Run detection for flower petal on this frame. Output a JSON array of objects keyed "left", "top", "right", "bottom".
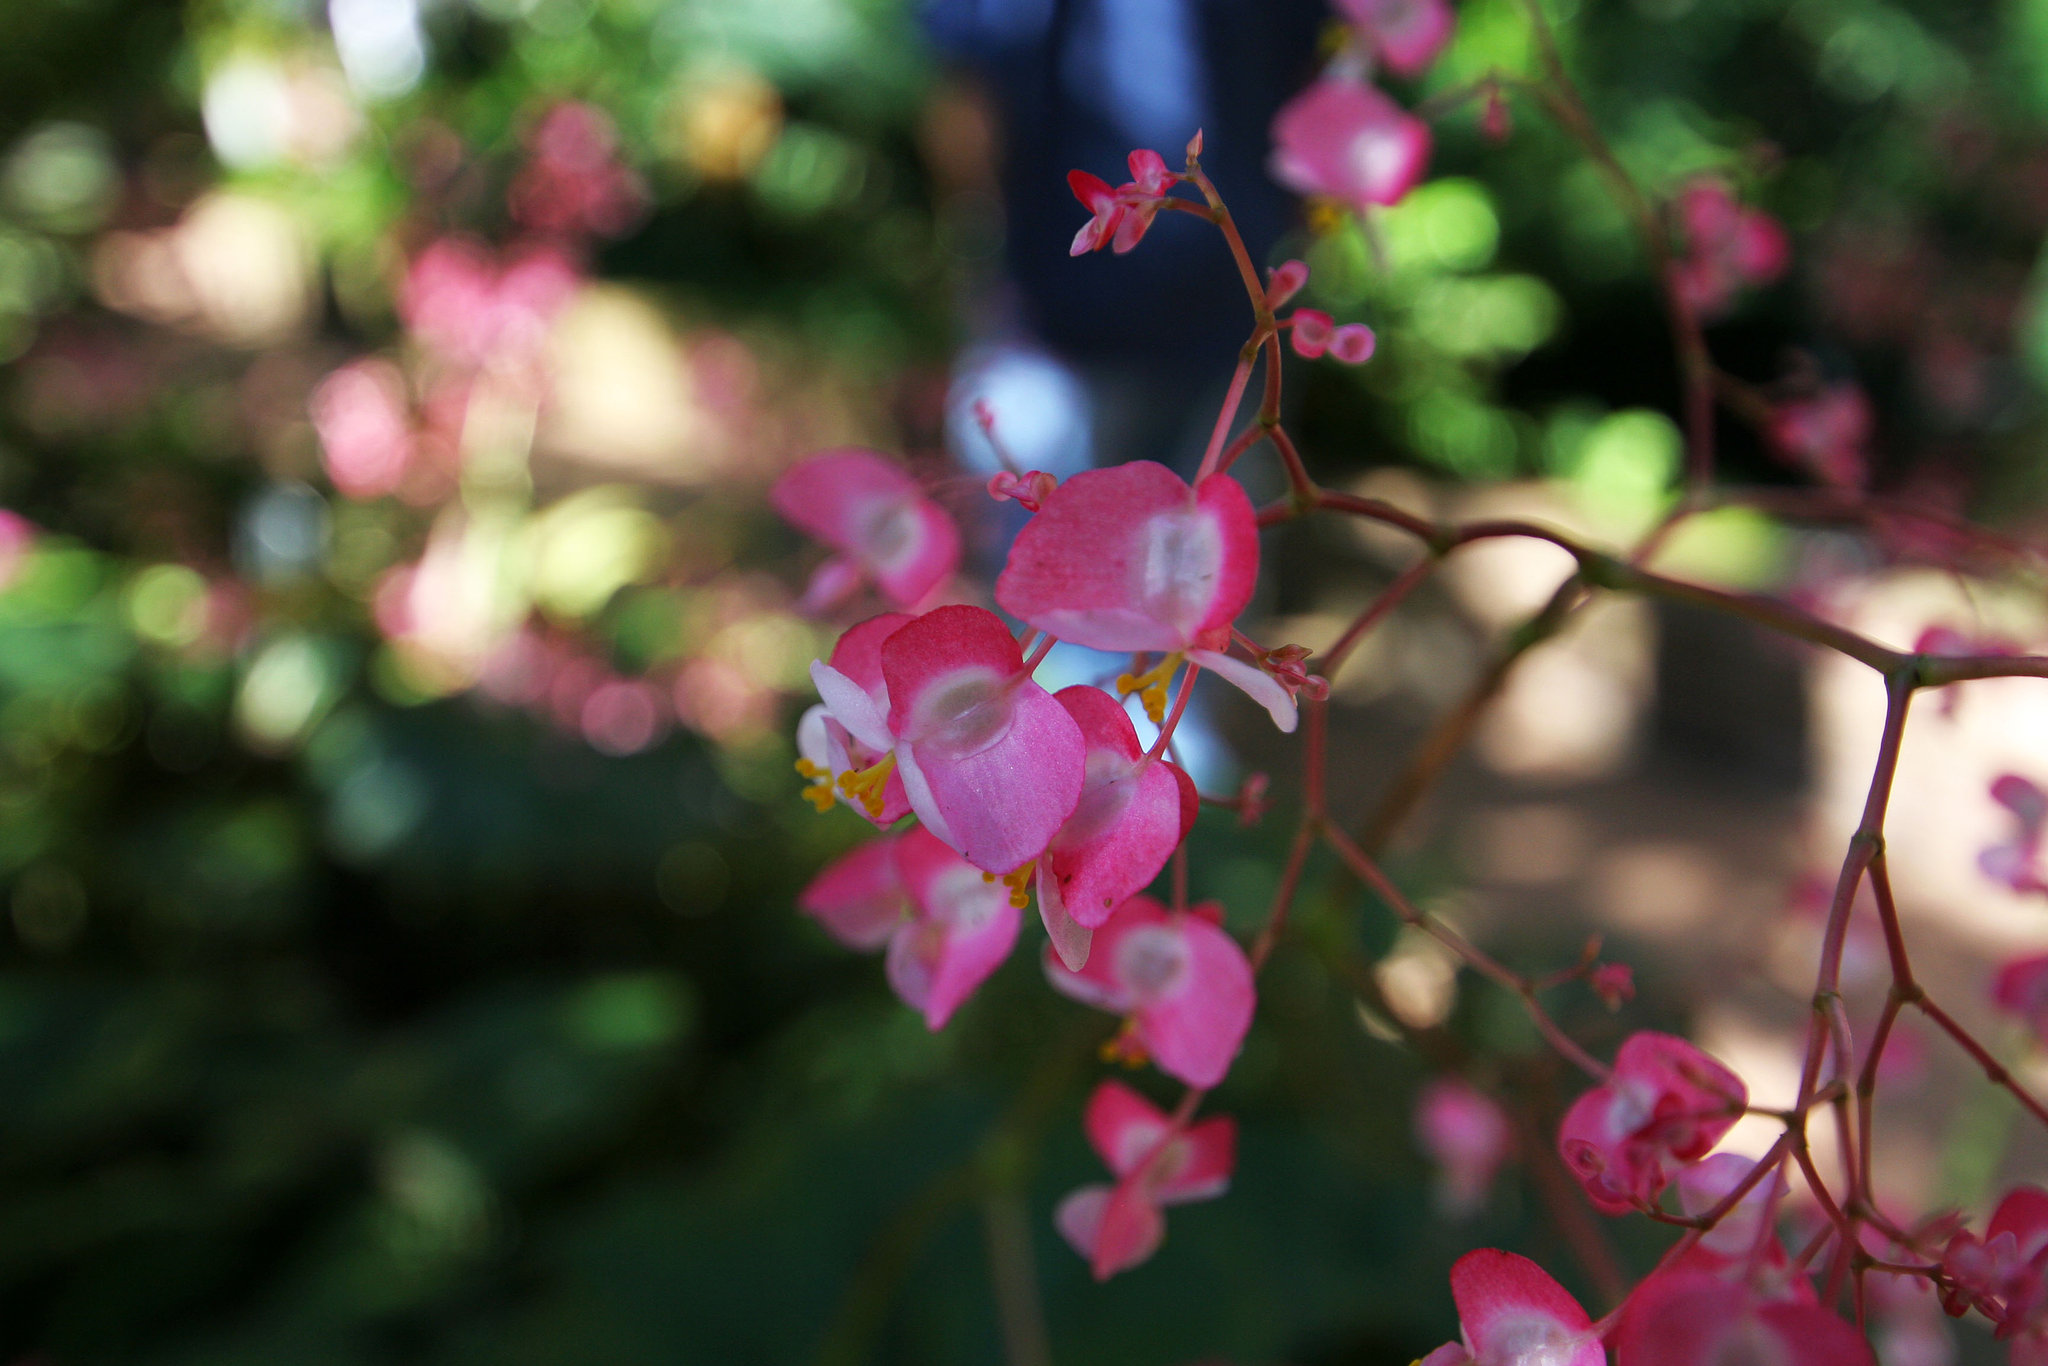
[
  {"left": 798, "top": 835, "right": 907, "bottom": 950},
  {"left": 810, "top": 659, "right": 893, "bottom": 753},
  {"left": 1084, "top": 1079, "right": 1173, "bottom": 1177},
  {"left": 1188, "top": 649, "right": 1298, "bottom": 733},
  {"left": 1451, "top": 1249, "right": 1602, "bottom": 1366}
]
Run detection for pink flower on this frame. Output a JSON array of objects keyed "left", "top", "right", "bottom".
[
  {"left": 1068, "top": 149, "right": 1177, "bottom": 256},
  {"left": 1557, "top": 1031, "right": 1746, "bottom": 1214},
  {"left": 1982, "top": 775, "right": 2048, "bottom": 895},
  {"left": 1674, "top": 1153, "right": 1802, "bottom": 1283},
  {"left": 1335, "top": 0, "right": 1455, "bottom": 78},
  {"left": 1414, "top": 1079, "right": 1512, "bottom": 1216},
  {"left": 1269, "top": 76, "right": 1431, "bottom": 213},
  {"left": 1591, "top": 962, "right": 1635, "bottom": 1010},
  {"left": 1669, "top": 178, "right": 1790, "bottom": 319},
  {"left": 509, "top": 101, "right": 649, "bottom": 241},
  {"left": 1044, "top": 894, "right": 1254, "bottom": 1088},
  {"left": 986, "top": 469, "right": 1058, "bottom": 513},
  {"left": 798, "top": 828, "right": 1021, "bottom": 1029},
  {"left": 796, "top": 611, "right": 915, "bottom": 825},
  {"left": 401, "top": 238, "right": 579, "bottom": 373},
  {"left": 1035, "top": 685, "right": 1198, "bottom": 971},
  {"left": 1614, "top": 1270, "right": 1874, "bottom": 1366},
  {"left": 810, "top": 604, "right": 1085, "bottom": 874},
  {"left": 772, "top": 448, "right": 962, "bottom": 612},
  {"left": 1416, "top": 1249, "right": 1603, "bottom": 1366},
  {"left": 1265, "top": 259, "right": 1309, "bottom": 309},
  {"left": 311, "top": 358, "right": 416, "bottom": 500},
  {"left": 1770, "top": 385, "right": 1872, "bottom": 490},
  {"left": 1943, "top": 1185, "right": 2048, "bottom": 1345},
  {"left": 1994, "top": 955, "right": 2048, "bottom": 1045},
  {"left": 0, "top": 509, "right": 36, "bottom": 590},
  {"left": 1054, "top": 1080, "right": 1235, "bottom": 1280},
  {"left": 1290, "top": 310, "right": 1377, "bottom": 364},
  {"left": 995, "top": 461, "right": 1297, "bottom": 731}
]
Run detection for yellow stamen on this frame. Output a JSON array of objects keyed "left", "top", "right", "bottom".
[
  {"left": 1116, "top": 653, "right": 1183, "bottom": 725},
  {"left": 1002, "top": 862, "right": 1036, "bottom": 910},
  {"left": 796, "top": 757, "right": 836, "bottom": 812},
  {"left": 835, "top": 752, "right": 897, "bottom": 818},
  {"left": 1097, "top": 1018, "right": 1149, "bottom": 1069}
]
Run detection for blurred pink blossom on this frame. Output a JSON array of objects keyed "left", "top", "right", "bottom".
[
  {"left": 311, "top": 358, "right": 415, "bottom": 500},
  {"left": 0, "top": 510, "right": 35, "bottom": 590},
  {"left": 509, "top": 102, "right": 650, "bottom": 242},
  {"left": 1413, "top": 1078, "right": 1511, "bottom": 1216},
  {"left": 1269, "top": 75, "right": 1431, "bottom": 213},
  {"left": 1055, "top": 1080, "right": 1235, "bottom": 1280},
  {"left": 1670, "top": 178, "right": 1789, "bottom": 319},
  {"left": 1769, "top": 384, "right": 1872, "bottom": 491},
  {"left": 1335, "top": 0, "right": 1455, "bottom": 78}
]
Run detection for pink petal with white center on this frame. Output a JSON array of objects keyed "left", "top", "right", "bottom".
[
  {"left": 798, "top": 835, "right": 907, "bottom": 950},
  {"left": 1150, "top": 1115, "right": 1236, "bottom": 1205},
  {"left": 1269, "top": 76, "right": 1432, "bottom": 213},
  {"left": 885, "top": 827, "right": 1020, "bottom": 1028},
  {"left": 1055, "top": 1182, "right": 1165, "bottom": 1280},
  {"left": 1614, "top": 1271, "right": 1874, "bottom": 1366},
  {"left": 1057, "top": 896, "right": 1256, "bottom": 1088},
  {"left": 1449, "top": 1249, "right": 1604, "bottom": 1366},
  {"left": 1084, "top": 1079, "right": 1174, "bottom": 1178},
  {"left": 771, "top": 449, "right": 960, "bottom": 608},
  {"left": 881, "top": 607, "right": 1084, "bottom": 872},
  {"left": 995, "top": 463, "right": 1259, "bottom": 654},
  {"left": 1187, "top": 649, "right": 1299, "bottom": 733},
  {"left": 1042, "top": 686, "right": 1194, "bottom": 930},
  {"left": 1989, "top": 1184, "right": 2048, "bottom": 1262}
]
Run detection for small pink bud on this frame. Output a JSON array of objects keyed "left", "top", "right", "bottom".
[
  {"left": 1185, "top": 128, "right": 1204, "bottom": 162},
  {"left": 1265, "top": 259, "right": 1309, "bottom": 309},
  {"left": 1329, "top": 323, "right": 1376, "bottom": 364},
  {"left": 972, "top": 397, "right": 997, "bottom": 435},
  {"left": 1291, "top": 309, "right": 1334, "bottom": 359},
  {"left": 987, "top": 470, "right": 1059, "bottom": 513},
  {"left": 1235, "top": 772, "right": 1270, "bottom": 828},
  {"left": 1481, "top": 88, "right": 1512, "bottom": 143},
  {"left": 1590, "top": 963, "right": 1634, "bottom": 1010}
]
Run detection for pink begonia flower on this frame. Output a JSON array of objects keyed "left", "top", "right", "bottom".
[
  {"left": 1413, "top": 1079, "right": 1512, "bottom": 1216},
  {"left": 1054, "top": 1079, "right": 1235, "bottom": 1280},
  {"left": 994, "top": 461, "right": 1298, "bottom": 731},
  {"left": 1669, "top": 178, "right": 1790, "bottom": 319},
  {"left": 1770, "top": 384, "right": 1872, "bottom": 491},
  {"left": 0, "top": 509, "right": 35, "bottom": 590},
  {"left": 1290, "top": 310, "right": 1377, "bottom": 364},
  {"left": 311, "top": 357, "right": 416, "bottom": 500},
  {"left": 1269, "top": 75, "right": 1431, "bottom": 213},
  {"left": 1942, "top": 1186, "right": 2048, "bottom": 1359},
  {"left": 1994, "top": 954, "right": 2048, "bottom": 1045},
  {"left": 1265, "top": 259, "right": 1309, "bottom": 309},
  {"left": 1613, "top": 1270, "right": 1874, "bottom": 1366},
  {"left": 799, "top": 827, "right": 1021, "bottom": 1029},
  {"left": 796, "top": 611, "right": 914, "bottom": 826},
  {"left": 1557, "top": 1031, "right": 1747, "bottom": 1214},
  {"left": 509, "top": 101, "right": 650, "bottom": 241},
  {"left": 1035, "top": 685, "right": 1198, "bottom": 971},
  {"left": 772, "top": 449, "right": 962, "bottom": 612},
  {"left": 1335, "top": 0, "right": 1455, "bottom": 78},
  {"left": 401, "top": 238, "right": 579, "bottom": 373},
  {"left": 811, "top": 604, "right": 1084, "bottom": 875},
  {"left": 1416, "top": 1249, "right": 1604, "bottom": 1366},
  {"left": 1068, "top": 149, "right": 1177, "bottom": 256},
  {"left": 1043, "top": 895, "right": 1254, "bottom": 1088},
  {"left": 1982, "top": 775, "right": 2048, "bottom": 895},
  {"left": 987, "top": 469, "right": 1059, "bottom": 513},
  {"left": 1672, "top": 1152, "right": 1814, "bottom": 1303}
]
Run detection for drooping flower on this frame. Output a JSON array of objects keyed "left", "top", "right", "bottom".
[
  {"left": 797, "top": 827, "right": 1021, "bottom": 1029},
  {"left": 1335, "top": 0, "right": 1455, "bottom": 78},
  {"left": 1035, "top": 685, "right": 1198, "bottom": 970},
  {"left": 795, "top": 611, "right": 914, "bottom": 825},
  {"left": 1269, "top": 75, "right": 1431, "bottom": 214},
  {"left": 1981, "top": 775, "right": 2048, "bottom": 895},
  {"left": 1413, "top": 1079, "right": 1512, "bottom": 1217},
  {"left": 1770, "top": 385, "right": 1872, "bottom": 491},
  {"left": 809, "top": 604, "right": 1084, "bottom": 874},
  {"left": 1613, "top": 1269, "right": 1875, "bottom": 1366},
  {"left": 1043, "top": 894, "right": 1254, "bottom": 1088},
  {"left": 1068, "top": 149, "right": 1177, "bottom": 256},
  {"left": 1054, "top": 1079, "right": 1235, "bottom": 1280},
  {"left": 1416, "top": 1249, "right": 1604, "bottom": 1366},
  {"left": 1557, "top": 1031, "right": 1747, "bottom": 1214},
  {"left": 1669, "top": 178, "right": 1790, "bottom": 320},
  {"left": 772, "top": 448, "right": 961, "bottom": 612},
  {"left": 994, "top": 461, "right": 1297, "bottom": 730}
]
